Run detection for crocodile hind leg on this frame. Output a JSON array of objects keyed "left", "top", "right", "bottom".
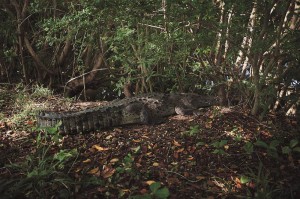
[
  {"left": 140, "top": 106, "right": 165, "bottom": 124},
  {"left": 175, "top": 106, "right": 203, "bottom": 116}
]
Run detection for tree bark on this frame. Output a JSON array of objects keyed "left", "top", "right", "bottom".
[
  {"left": 66, "top": 52, "right": 104, "bottom": 89},
  {"left": 11, "top": 0, "right": 29, "bottom": 83},
  {"left": 24, "top": 36, "right": 57, "bottom": 75}
]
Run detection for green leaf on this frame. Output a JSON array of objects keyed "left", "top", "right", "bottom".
[
  {"left": 218, "top": 149, "right": 226, "bottom": 154},
  {"left": 196, "top": 141, "right": 205, "bottom": 146},
  {"left": 211, "top": 140, "right": 227, "bottom": 148},
  {"left": 211, "top": 141, "right": 220, "bottom": 148},
  {"left": 240, "top": 175, "right": 251, "bottom": 184},
  {"left": 234, "top": 134, "right": 242, "bottom": 142},
  {"left": 290, "top": 139, "right": 299, "bottom": 148},
  {"left": 131, "top": 146, "right": 141, "bottom": 154},
  {"left": 243, "top": 142, "right": 254, "bottom": 154},
  {"left": 54, "top": 149, "right": 77, "bottom": 162},
  {"left": 150, "top": 182, "right": 161, "bottom": 193},
  {"left": 254, "top": 140, "right": 268, "bottom": 149},
  {"left": 219, "top": 140, "right": 228, "bottom": 147},
  {"left": 282, "top": 146, "right": 291, "bottom": 154},
  {"left": 154, "top": 187, "right": 170, "bottom": 199},
  {"left": 212, "top": 149, "right": 220, "bottom": 154},
  {"left": 292, "top": 147, "right": 300, "bottom": 153}
]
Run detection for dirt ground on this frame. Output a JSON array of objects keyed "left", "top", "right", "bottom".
[{"left": 1, "top": 96, "right": 300, "bottom": 198}]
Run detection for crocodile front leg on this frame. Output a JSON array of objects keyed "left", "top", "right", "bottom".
[{"left": 123, "top": 102, "right": 164, "bottom": 124}]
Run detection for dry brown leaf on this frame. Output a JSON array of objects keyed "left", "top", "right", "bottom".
[
  {"left": 140, "top": 188, "right": 148, "bottom": 194},
  {"left": 188, "top": 146, "right": 196, "bottom": 153},
  {"left": 121, "top": 189, "right": 130, "bottom": 194},
  {"left": 176, "top": 148, "right": 185, "bottom": 153},
  {"left": 110, "top": 158, "right": 119, "bottom": 163},
  {"left": 105, "top": 135, "right": 113, "bottom": 139},
  {"left": 145, "top": 180, "right": 156, "bottom": 185},
  {"left": 82, "top": 158, "right": 91, "bottom": 163},
  {"left": 75, "top": 167, "right": 82, "bottom": 173},
  {"left": 26, "top": 120, "right": 35, "bottom": 125},
  {"left": 183, "top": 172, "right": 189, "bottom": 177},
  {"left": 187, "top": 156, "right": 194, "bottom": 161},
  {"left": 196, "top": 176, "right": 206, "bottom": 180},
  {"left": 205, "top": 121, "right": 212, "bottom": 128},
  {"left": 93, "top": 144, "right": 109, "bottom": 151},
  {"left": 136, "top": 162, "right": 142, "bottom": 167},
  {"left": 173, "top": 139, "right": 181, "bottom": 146},
  {"left": 88, "top": 167, "right": 100, "bottom": 176},
  {"left": 173, "top": 152, "right": 179, "bottom": 159},
  {"left": 114, "top": 128, "right": 122, "bottom": 132},
  {"left": 152, "top": 162, "right": 159, "bottom": 167},
  {"left": 102, "top": 166, "right": 115, "bottom": 178}
]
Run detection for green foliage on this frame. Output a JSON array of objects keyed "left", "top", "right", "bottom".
[
  {"left": 240, "top": 175, "right": 251, "bottom": 184},
  {"left": 210, "top": 140, "right": 228, "bottom": 155},
  {"left": 1, "top": 126, "right": 78, "bottom": 198},
  {"left": 244, "top": 162, "right": 280, "bottom": 199},
  {"left": 2, "top": 84, "right": 53, "bottom": 127},
  {"left": 243, "top": 142, "right": 254, "bottom": 154},
  {"left": 182, "top": 125, "right": 200, "bottom": 137},
  {"left": 37, "top": 121, "right": 63, "bottom": 144},
  {"left": 116, "top": 153, "right": 135, "bottom": 174},
  {"left": 1, "top": 0, "right": 299, "bottom": 111},
  {"left": 10, "top": 84, "right": 36, "bottom": 125},
  {"left": 282, "top": 139, "right": 300, "bottom": 155},
  {"left": 31, "top": 85, "right": 53, "bottom": 98},
  {"left": 114, "top": 153, "right": 143, "bottom": 186},
  {"left": 254, "top": 139, "right": 280, "bottom": 158}
]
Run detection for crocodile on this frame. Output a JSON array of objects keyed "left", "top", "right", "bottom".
[{"left": 37, "top": 93, "right": 218, "bottom": 133}]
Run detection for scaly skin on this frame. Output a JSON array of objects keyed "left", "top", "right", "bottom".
[{"left": 37, "top": 93, "right": 217, "bottom": 133}]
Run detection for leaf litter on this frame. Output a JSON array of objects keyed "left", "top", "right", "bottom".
[{"left": 1, "top": 101, "right": 300, "bottom": 198}]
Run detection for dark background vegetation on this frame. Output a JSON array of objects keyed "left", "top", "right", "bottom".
[{"left": 0, "top": 0, "right": 299, "bottom": 117}]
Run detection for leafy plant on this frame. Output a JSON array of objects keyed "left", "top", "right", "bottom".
[
  {"left": 31, "top": 85, "right": 53, "bottom": 98},
  {"left": 114, "top": 153, "right": 143, "bottom": 188},
  {"left": 116, "top": 153, "right": 135, "bottom": 174},
  {"left": 254, "top": 139, "right": 280, "bottom": 158},
  {"left": 243, "top": 142, "right": 254, "bottom": 154},
  {"left": 281, "top": 139, "right": 300, "bottom": 155},
  {"left": 244, "top": 162, "right": 280, "bottom": 199},
  {"left": 0, "top": 124, "right": 78, "bottom": 198},
  {"left": 210, "top": 140, "right": 228, "bottom": 155},
  {"left": 182, "top": 125, "right": 200, "bottom": 137},
  {"left": 37, "top": 121, "right": 63, "bottom": 144}
]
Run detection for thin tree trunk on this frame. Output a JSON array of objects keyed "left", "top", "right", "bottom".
[
  {"left": 214, "top": 1, "right": 225, "bottom": 66},
  {"left": 235, "top": 1, "right": 257, "bottom": 79},
  {"left": 11, "top": 0, "right": 29, "bottom": 83}
]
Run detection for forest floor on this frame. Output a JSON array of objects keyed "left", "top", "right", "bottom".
[{"left": 0, "top": 86, "right": 300, "bottom": 199}]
